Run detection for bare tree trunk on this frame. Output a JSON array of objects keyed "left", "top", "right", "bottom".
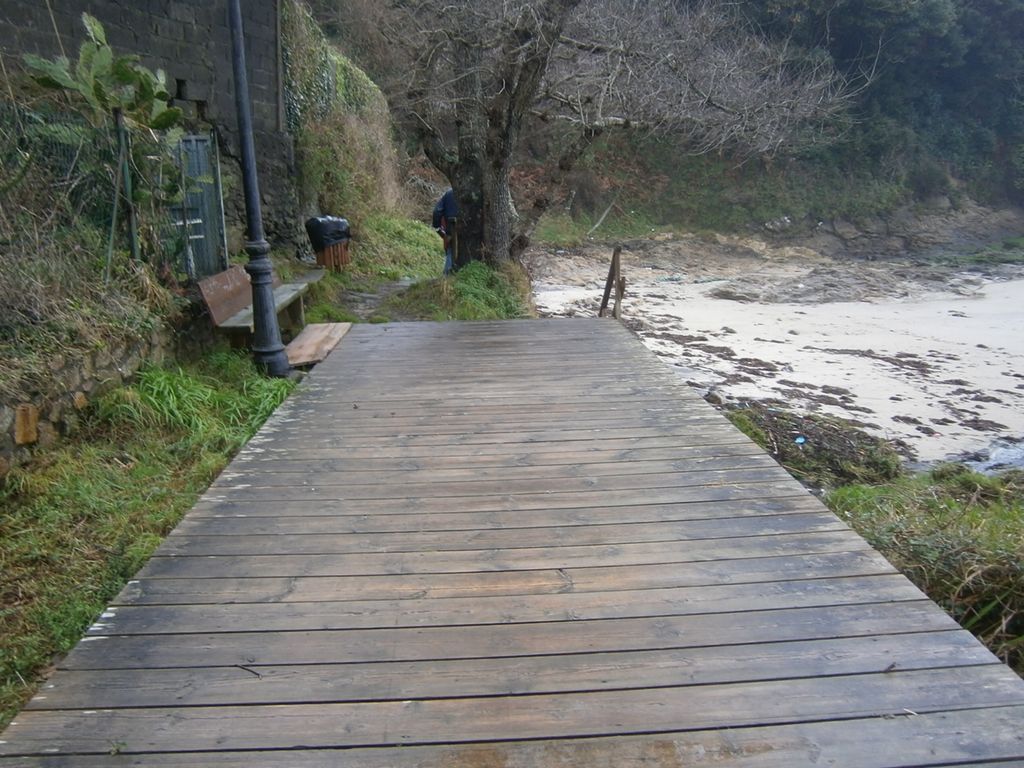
[
  {"left": 450, "top": 158, "right": 517, "bottom": 267},
  {"left": 485, "top": 165, "right": 516, "bottom": 264}
]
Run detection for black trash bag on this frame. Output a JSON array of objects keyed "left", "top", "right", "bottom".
[{"left": 305, "top": 216, "right": 351, "bottom": 252}]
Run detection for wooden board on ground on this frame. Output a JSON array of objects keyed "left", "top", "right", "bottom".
[
  {"left": 285, "top": 322, "right": 352, "bottom": 366},
  {"left": 2, "top": 318, "right": 1023, "bottom": 765}
]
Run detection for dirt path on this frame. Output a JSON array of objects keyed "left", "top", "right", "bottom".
[
  {"left": 526, "top": 234, "right": 1024, "bottom": 465},
  {"left": 336, "top": 277, "right": 416, "bottom": 321}
]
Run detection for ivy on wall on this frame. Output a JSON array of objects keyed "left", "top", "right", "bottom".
[
  {"left": 279, "top": 0, "right": 400, "bottom": 220},
  {"left": 280, "top": 0, "right": 386, "bottom": 133}
]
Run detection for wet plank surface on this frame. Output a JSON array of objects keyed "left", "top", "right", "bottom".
[{"left": 2, "top": 319, "right": 1023, "bottom": 766}]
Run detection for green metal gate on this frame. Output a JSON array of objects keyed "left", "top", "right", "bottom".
[{"left": 174, "top": 134, "right": 228, "bottom": 280}]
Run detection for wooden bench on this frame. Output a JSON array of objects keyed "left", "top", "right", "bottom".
[{"left": 198, "top": 264, "right": 312, "bottom": 342}]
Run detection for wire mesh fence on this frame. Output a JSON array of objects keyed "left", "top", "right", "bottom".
[
  {"left": 0, "top": 101, "right": 119, "bottom": 232},
  {"left": 1, "top": 102, "right": 227, "bottom": 282}
]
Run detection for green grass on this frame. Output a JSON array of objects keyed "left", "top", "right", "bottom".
[
  {"left": 352, "top": 214, "right": 443, "bottom": 282},
  {"left": 305, "top": 272, "right": 363, "bottom": 324},
  {"left": 0, "top": 350, "right": 295, "bottom": 728},
  {"left": 385, "top": 261, "right": 533, "bottom": 321},
  {"left": 829, "top": 465, "right": 1024, "bottom": 672},
  {"left": 725, "top": 402, "right": 1023, "bottom": 673},
  {"left": 533, "top": 210, "right": 667, "bottom": 248}
]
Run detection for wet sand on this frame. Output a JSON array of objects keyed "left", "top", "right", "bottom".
[{"left": 527, "top": 237, "right": 1024, "bottom": 464}]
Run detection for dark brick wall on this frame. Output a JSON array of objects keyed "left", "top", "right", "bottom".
[{"left": 0, "top": 0, "right": 302, "bottom": 251}]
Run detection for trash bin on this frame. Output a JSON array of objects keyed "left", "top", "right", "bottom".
[{"left": 305, "top": 216, "right": 351, "bottom": 271}]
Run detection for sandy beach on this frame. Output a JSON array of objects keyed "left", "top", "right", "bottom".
[{"left": 527, "top": 235, "right": 1024, "bottom": 466}]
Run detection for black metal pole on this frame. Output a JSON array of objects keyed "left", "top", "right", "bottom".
[{"left": 228, "top": 0, "right": 290, "bottom": 377}]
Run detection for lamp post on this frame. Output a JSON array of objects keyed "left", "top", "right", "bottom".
[{"left": 228, "top": 0, "right": 290, "bottom": 377}]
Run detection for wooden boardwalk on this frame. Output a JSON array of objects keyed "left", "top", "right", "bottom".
[{"left": 2, "top": 319, "right": 1024, "bottom": 766}]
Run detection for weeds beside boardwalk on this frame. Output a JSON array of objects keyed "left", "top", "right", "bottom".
[
  {"left": 728, "top": 404, "right": 1024, "bottom": 675},
  {"left": 832, "top": 467, "right": 1024, "bottom": 673},
  {"left": 385, "top": 262, "right": 534, "bottom": 321},
  {"left": 0, "top": 351, "right": 294, "bottom": 728}
]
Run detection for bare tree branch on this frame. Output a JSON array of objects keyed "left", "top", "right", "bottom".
[{"left": 366, "top": 0, "right": 855, "bottom": 264}]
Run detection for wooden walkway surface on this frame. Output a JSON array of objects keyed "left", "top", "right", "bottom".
[{"left": 2, "top": 319, "right": 1024, "bottom": 765}]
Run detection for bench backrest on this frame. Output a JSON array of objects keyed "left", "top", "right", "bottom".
[
  {"left": 198, "top": 265, "right": 252, "bottom": 326},
  {"left": 198, "top": 264, "right": 284, "bottom": 326}
]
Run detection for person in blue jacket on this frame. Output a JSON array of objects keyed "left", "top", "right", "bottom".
[{"left": 432, "top": 188, "right": 458, "bottom": 275}]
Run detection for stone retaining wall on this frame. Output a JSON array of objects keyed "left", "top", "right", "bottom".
[{"left": 0, "top": 323, "right": 217, "bottom": 478}]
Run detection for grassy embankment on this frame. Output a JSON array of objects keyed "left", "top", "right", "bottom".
[
  {"left": 0, "top": 353, "right": 294, "bottom": 727},
  {"left": 728, "top": 405, "right": 1024, "bottom": 675},
  {"left": 281, "top": 0, "right": 530, "bottom": 323}
]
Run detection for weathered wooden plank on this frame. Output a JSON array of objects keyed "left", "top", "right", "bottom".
[
  {"left": 87, "top": 574, "right": 922, "bottom": 635},
  {"left": 206, "top": 466, "right": 785, "bottom": 502},
  {"left": 211, "top": 455, "right": 782, "bottom": 490},
  {"left": 221, "top": 283, "right": 308, "bottom": 331},
  {"left": 249, "top": 423, "right": 749, "bottom": 449},
  {"left": 224, "top": 445, "right": 770, "bottom": 476},
  {"left": 9, "top": 706, "right": 1023, "bottom": 767},
  {"left": 57, "top": 600, "right": 964, "bottom": 671},
  {"left": 156, "top": 512, "right": 847, "bottom": 557},
  {"left": 4, "top": 666, "right": 1023, "bottom": 755},
  {"left": 28, "top": 631, "right": 992, "bottom": 710},
  {"left": 114, "top": 550, "right": 898, "bottom": 605},
  {"left": 174, "top": 496, "right": 827, "bottom": 536},
  {"left": 280, "top": 397, "right": 691, "bottom": 418},
  {"left": 191, "top": 480, "right": 810, "bottom": 516},
  {"left": 138, "top": 529, "right": 871, "bottom": 579},
  {"left": 196, "top": 264, "right": 251, "bottom": 326},
  {"left": 234, "top": 433, "right": 760, "bottom": 461},
  {"left": 260, "top": 411, "right": 724, "bottom": 436},
  {"left": 284, "top": 322, "right": 351, "bottom": 366},
  {"left": 274, "top": 397, "right": 701, "bottom": 420}
]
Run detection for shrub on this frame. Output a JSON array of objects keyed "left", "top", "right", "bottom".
[
  {"left": 830, "top": 466, "right": 1024, "bottom": 672},
  {"left": 907, "top": 158, "right": 951, "bottom": 199},
  {"left": 386, "top": 261, "right": 533, "bottom": 321}
]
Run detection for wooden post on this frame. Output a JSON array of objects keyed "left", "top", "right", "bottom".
[
  {"left": 598, "top": 246, "right": 622, "bottom": 318},
  {"left": 614, "top": 270, "right": 625, "bottom": 320},
  {"left": 451, "top": 219, "right": 459, "bottom": 269}
]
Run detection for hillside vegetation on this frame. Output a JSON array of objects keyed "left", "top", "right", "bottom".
[{"left": 539, "top": 0, "right": 1024, "bottom": 237}]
